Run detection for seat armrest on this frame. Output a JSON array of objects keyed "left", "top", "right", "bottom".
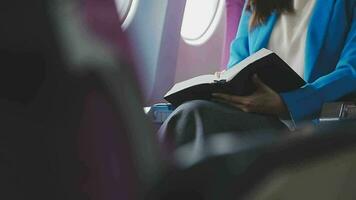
[
  {"left": 145, "top": 103, "right": 174, "bottom": 124},
  {"left": 319, "top": 92, "right": 356, "bottom": 124},
  {"left": 320, "top": 102, "right": 356, "bottom": 122}
]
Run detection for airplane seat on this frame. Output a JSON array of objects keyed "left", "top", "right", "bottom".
[
  {"left": 319, "top": 92, "right": 356, "bottom": 124},
  {"left": 0, "top": 1, "right": 66, "bottom": 199},
  {"left": 1, "top": 0, "right": 165, "bottom": 199},
  {"left": 47, "top": 0, "right": 168, "bottom": 199},
  {"left": 149, "top": 121, "right": 356, "bottom": 200},
  {"left": 235, "top": 121, "right": 356, "bottom": 200}
]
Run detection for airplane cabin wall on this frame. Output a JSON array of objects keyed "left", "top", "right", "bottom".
[
  {"left": 121, "top": 0, "right": 228, "bottom": 105},
  {"left": 175, "top": 7, "right": 226, "bottom": 82},
  {"left": 123, "top": 0, "right": 186, "bottom": 105}
]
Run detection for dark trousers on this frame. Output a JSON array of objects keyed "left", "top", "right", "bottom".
[{"left": 158, "top": 100, "right": 288, "bottom": 150}]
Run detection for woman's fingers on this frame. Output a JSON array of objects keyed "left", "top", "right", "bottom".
[
  {"left": 212, "top": 93, "right": 248, "bottom": 104},
  {"left": 252, "top": 74, "right": 270, "bottom": 91},
  {"left": 211, "top": 75, "right": 287, "bottom": 116},
  {"left": 212, "top": 98, "right": 251, "bottom": 112},
  {"left": 212, "top": 93, "right": 257, "bottom": 112}
]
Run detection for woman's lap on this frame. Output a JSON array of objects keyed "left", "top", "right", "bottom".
[{"left": 158, "top": 100, "right": 287, "bottom": 148}]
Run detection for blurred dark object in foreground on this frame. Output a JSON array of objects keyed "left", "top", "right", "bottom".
[
  {"left": 150, "top": 121, "right": 356, "bottom": 200},
  {"left": 0, "top": 0, "right": 161, "bottom": 199},
  {"left": 0, "top": 1, "right": 48, "bottom": 105}
]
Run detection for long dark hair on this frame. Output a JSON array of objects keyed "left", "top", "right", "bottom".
[{"left": 247, "top": 0, "right": 294, "bottom": 28}]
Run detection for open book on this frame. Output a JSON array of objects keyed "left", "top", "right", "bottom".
[{"left": 164, "top": 48, "right": 306, "bottom": 107}]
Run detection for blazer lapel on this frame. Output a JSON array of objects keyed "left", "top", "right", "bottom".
[
  {"left": 250, "top": 12, "right": 278, "bottom": 53},
  {"left": 305, "top": 0, "right": 336, "bottom": 81}
]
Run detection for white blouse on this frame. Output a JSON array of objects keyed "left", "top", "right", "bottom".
[
  {"left": 268, "top": 0, "right": 316, "bottom": 130},
  {"left": 268, "top": 0, "right": 316, "bottom": 80}
]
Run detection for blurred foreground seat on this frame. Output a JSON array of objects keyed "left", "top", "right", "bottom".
[
  {"left": 150, "top": 121, "right": 356, "bottom": 200},
  {"left": 1, "top": 0, "right": 163, "bottom": 199}
]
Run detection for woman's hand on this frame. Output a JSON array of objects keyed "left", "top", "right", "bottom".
[{"left": 212, "top": 74, "right": 289, "bottom": 117}]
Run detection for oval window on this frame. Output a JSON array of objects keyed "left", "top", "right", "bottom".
[
  {"left": 115, "top": 0, "right": 138, "bottom": 29},
  {"left": 181, "top": 0, "right": 225, "bottom": 45}
]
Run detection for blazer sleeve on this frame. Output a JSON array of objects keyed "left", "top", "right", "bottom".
[
  {"left": 227, "top": 1, "right": 251, "bottom": 68},
  {"left": 280, "top": 5, "right": 356, "bottom": 123}
]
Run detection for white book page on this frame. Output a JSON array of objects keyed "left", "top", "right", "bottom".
[
  {"left": 165, "top": 74, "right": 215, "bottom": 97},
  {"left": 220, "top": 48, "right": 273, "bottom": 81}
]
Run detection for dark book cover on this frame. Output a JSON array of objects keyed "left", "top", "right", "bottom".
[{"left": 164, "top": 49, "right": 306, "bottom": 107}]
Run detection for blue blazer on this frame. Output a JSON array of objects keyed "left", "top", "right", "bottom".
[{"left": 228, "top": 0, "right": 356, "bottom": 123}]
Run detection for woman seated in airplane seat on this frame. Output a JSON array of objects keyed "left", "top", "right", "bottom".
[{"left": 158, "top": 0, "right": 356, "bottom": 149}]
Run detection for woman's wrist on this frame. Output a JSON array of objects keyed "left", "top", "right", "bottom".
[{"left": 275, "top": 94, "right": 290, "bottom": 119}]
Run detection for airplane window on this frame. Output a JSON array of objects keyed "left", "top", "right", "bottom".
[
  {"left": 181, "top": 0, "right": 225, "bottom": 45},
  {"left": 115, "top": 0, "right": 138, "bottom": 29}
]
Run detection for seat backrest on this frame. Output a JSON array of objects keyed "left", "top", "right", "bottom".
[
  {"left": 244, "top": 146, "right": 356, "bottom": 200},
  {"left": 236, "top": 122, "right": 356, "bottom": 200},
  {"left": 53, "top": 0, "right": 168, "bottom": 198},
  {"left": 0, "top": 0, "right": 164, "bottom": 199},
  {"left": 149, "top": 122, "right": 356, "bottom": 200}
]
